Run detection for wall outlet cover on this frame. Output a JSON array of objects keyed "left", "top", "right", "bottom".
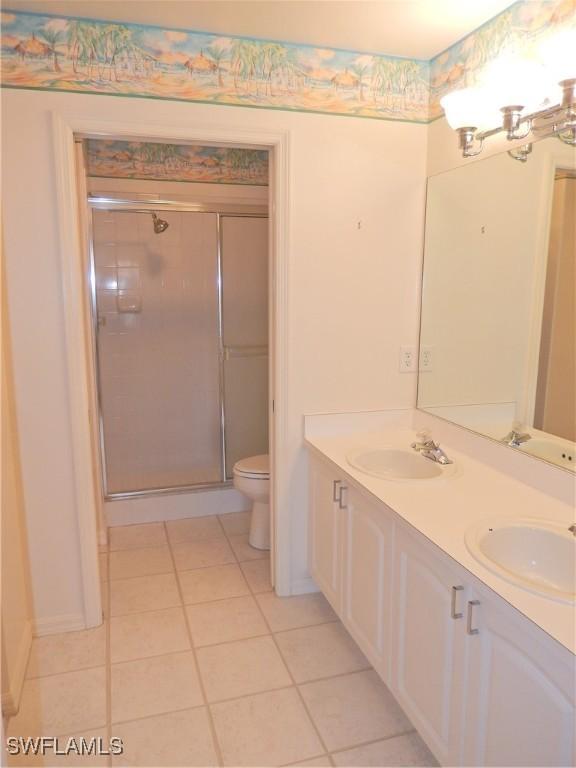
[{"left": 399, "top": 346, "right": 417, "bottom": 372}]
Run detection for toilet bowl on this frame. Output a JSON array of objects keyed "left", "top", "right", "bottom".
[{"left": 232, "top": 454, "right": 270, "bottom": 550}]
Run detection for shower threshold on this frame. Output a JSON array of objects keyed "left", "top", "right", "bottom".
[{"left": 105, "top": 479, "right": 234, "bottom": 502}]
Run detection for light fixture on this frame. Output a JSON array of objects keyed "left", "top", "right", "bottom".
[{"left": 441, "top": 34, "right": 576, "bottom": 160}]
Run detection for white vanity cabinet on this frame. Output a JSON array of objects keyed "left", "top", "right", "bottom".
[
  {"left": 391, "top": 525, "right": 467, "bottom": 766},
  {"left": 342, "top": 485, "right": 394, "bottom": 683},
  {"left": 307, "top": 449, "right": 576, "bottom": 768},
  {"left": 391, "top": 525, "right": 576, "bottom": 768},
  {"left": 308, "top": 455, "right": 345, "bottom": 612},
  {"left": 461, "top": 583, "right": 576, "bottom": 767}
]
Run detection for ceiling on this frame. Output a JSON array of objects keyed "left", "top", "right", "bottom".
[{"left": 6, "top": 0, "right": 516, "bottom": 60}]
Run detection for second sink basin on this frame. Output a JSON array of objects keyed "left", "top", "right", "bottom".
[
  {"left": 347, "top": 447, "right": 455, "bottom": 481},
  {"left": 466, "top": 518, "right": 576, "bottom": 603}
]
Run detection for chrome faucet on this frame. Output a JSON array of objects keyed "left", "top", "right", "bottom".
[
  {"left": 501, "top": 422, "right": 531, "bottom": 447},
  {"left": 411, "top": 430, "right": 453, "bottom": 465}
]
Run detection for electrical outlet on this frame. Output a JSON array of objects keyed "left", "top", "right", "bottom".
[
  {"left": 420, "top": 346, "right": 433, "bottom": 371},
  {"left": 399, "top": 346, "right": 417, "bottom": 372}
]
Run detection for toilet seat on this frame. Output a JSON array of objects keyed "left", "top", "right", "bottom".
[{"left": 233, "top": 454, "right": 269, "bottom": 479}]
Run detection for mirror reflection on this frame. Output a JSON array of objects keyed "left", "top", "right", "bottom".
[{"left": 418, "top": 136, "right": 575, "bottom": 471}]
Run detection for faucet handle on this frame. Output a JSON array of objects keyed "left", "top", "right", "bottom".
[{"left": 416, "top": 429, "right": 431, "bottom": 442}]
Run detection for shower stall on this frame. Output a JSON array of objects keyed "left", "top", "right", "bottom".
[{"left": 89, "top": 199, "right": 269, "bottom": 498}]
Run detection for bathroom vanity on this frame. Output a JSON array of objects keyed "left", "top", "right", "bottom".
[
  {"left": 304, "top": 129, "right": 575, "bottom": 767},
  {"left": 305, "top": 414, "right": 575, "bottom": 768}
]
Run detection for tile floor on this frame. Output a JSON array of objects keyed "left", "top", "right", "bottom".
[{"left": 7, "top": 512, "right": 437, "bottom": 767}]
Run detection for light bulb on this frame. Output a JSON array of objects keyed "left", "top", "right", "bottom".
[
  {"left": 440, "top": 87, "right": 501, "bottom": 131},
  {"left": 482, "top": 53, "right": 550, "bottom": 112}
]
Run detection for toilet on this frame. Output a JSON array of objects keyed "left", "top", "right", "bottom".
[{"left": 232, "top": 454, "right": 270, "bottom": 550}]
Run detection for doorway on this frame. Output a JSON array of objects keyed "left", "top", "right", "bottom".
[{"left": 52, "top": 112, "right": 290, "bottom": 627}]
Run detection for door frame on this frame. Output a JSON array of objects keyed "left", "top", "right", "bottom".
[
  {"left": 520, "top": 146, "right": 574, "bottom": 428},
  {"left": 52, "top": 111, "right": 291, "bottom": 626}
]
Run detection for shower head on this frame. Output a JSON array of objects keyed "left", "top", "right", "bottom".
[{"left": 151, "top": 212, "right": 169, "bottom": 234}]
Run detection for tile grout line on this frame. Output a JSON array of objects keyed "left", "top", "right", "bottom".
[
  {"left": 327, "top": 727, "right": 418, "bottom": 758},
  {"left": 218, "top": 517, "right": 334, "bottom": 765},
  {"left": 163, "top": 521, "right": 225, "bottom": 768},
  {"left": 254, "top": 609, "right": 334, "bottom": 762}
]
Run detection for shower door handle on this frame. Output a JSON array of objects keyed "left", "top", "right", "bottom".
[{"left": 97, "top": 315, "right": 107, "bottom": 329}]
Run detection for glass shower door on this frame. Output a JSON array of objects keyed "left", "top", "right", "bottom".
[
  {"left": 221, "top": 215, "right": 269, "bottom": 477},
  {"left": 92, "top": 208, "right": 222, "bottom": 495}
]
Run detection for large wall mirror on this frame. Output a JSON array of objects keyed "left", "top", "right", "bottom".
[{"left": 418, "top": 136, "right": 575, "bottom": 472}]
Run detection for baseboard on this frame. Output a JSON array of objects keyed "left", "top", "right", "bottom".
[
  {"left": 105, "top": 487, "right": 249, "bottom": 527},
  {"left": 1, "top": 620, "right": 32, "bottom": 717},
  {"left": 32, "top": 613, "right": 86, "bottom": 637},
  {"left": 289, "top": 576, "right": 320, "bottom": 595}
]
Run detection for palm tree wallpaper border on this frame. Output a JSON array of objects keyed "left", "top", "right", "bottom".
[
  {"left": 0, "top": 2, "right": 573, "bottom": 123},
  {"left": 86, "top": 140, "right": 269, "bottom": 185}
]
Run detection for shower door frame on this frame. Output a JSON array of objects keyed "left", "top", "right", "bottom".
[
  {"left": 52, "top": 110, "right": 291, "bottom": 631},
  {"left": 88, "top": 197, "right": 268, "bottom": 500}
]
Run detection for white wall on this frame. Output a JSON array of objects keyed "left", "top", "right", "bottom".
[{"left": 2, "top": 88, "right": 427, "bottom": 624}]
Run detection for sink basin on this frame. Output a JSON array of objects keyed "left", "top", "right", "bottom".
[
  {"left": 466, "top": 518, "right": 576, "bottom": 603},
  {"left": 347, "top": 447, "right": 455, "bottom": 481},
  {"left": 518, "top": 439, "right": 576, "bottom": 472}
]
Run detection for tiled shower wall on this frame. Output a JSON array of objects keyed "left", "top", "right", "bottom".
[{"left": 92, "top": 209, "right": 268, "bottom": 495}]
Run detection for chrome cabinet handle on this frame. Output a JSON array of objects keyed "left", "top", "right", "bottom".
[
  {"left": 337, "top": 486, "right": 347, "bottom": 509},
  {"left": 451, "top": 586, "right": 464, "bottom": 619},
  {"left": 332, "top": 480, "right": 342, "bottom": 503},
  {"left": 467, "top": 600, "right": 480, "bottom": 635}
]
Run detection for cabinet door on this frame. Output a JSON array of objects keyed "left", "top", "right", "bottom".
[
  {"left": 391, "top": 525, "right": 466, "bottom": 766},
  {"left": 309, "top": 457, "right": 342, "bottom": 611},
  {"left": 462, "top": 592, "right": 576, "bottom": 767},
  {"left": 342, "top": 486, "right": 394, "bottom": 682}
]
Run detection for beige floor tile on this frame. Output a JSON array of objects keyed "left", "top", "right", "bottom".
[
  {"left": 166, "top": 515, "right": 224, "bottom": 544},
  {"left": 111, "top": 650, "right": 203, "bottom": 723},
  {"left": 186, "top": 595, "right": 268, "bottom": 647},
  {"left": 218, "top": 510, "right": 250, "bottom": 535},
  {"left": 289, "top": 758, "right": 333, "bottom": 767},
  {"left": 172, "top": 537, "right": 235, "bottom": 571},
  {"left": 256, "top": 592, "right": 337, "bottom": 632},
  {"left": 110, "top": 573, "right": 181, "bottom": 616},
  {"left": 300, "top": 670, "right": 412, "bottom": 752},
  {"left": 275, "top": 622, "right": 370, "bottom": 683},
  {"left": 332, "top": 732, "right": 438, "bottom": 767},
  {"left": 8, "top": 730, "right": 109, "bottom": 767},
  {"left": 211, "top": 687, "right": 323, "bottom": 766},
  {"left": 197, "top": 635, "right": 291, "bottom": 702},
  {"left": 240, "top": 558, "right": 272, "bottom": 593},
  {"left": 179, "top": 563, "right": 249, "bottom": 604},
  {"left": 7, "top": 668, "right": 106, "bottom": 738},
  {"left": 26, "top": 625, "right": 106, "bottom": 679},
  {"left": 109, "top": 523, "right": 167, "bottom": 551},
  {"left": 110, "top": 607, "right": 190, "bottom": 663},
  {"left": 228, "top": 533, "right": 269, "bottom": 562},
  {"left": 112, "top": 708, "right": 217, "bottom": 767},
  {"left": 109, "top": 545, "right": 173, "bottom": 580}
]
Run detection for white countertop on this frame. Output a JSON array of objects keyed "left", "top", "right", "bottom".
[{"left": 305, "top": 419, "right": 575, "bottom": 655}]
